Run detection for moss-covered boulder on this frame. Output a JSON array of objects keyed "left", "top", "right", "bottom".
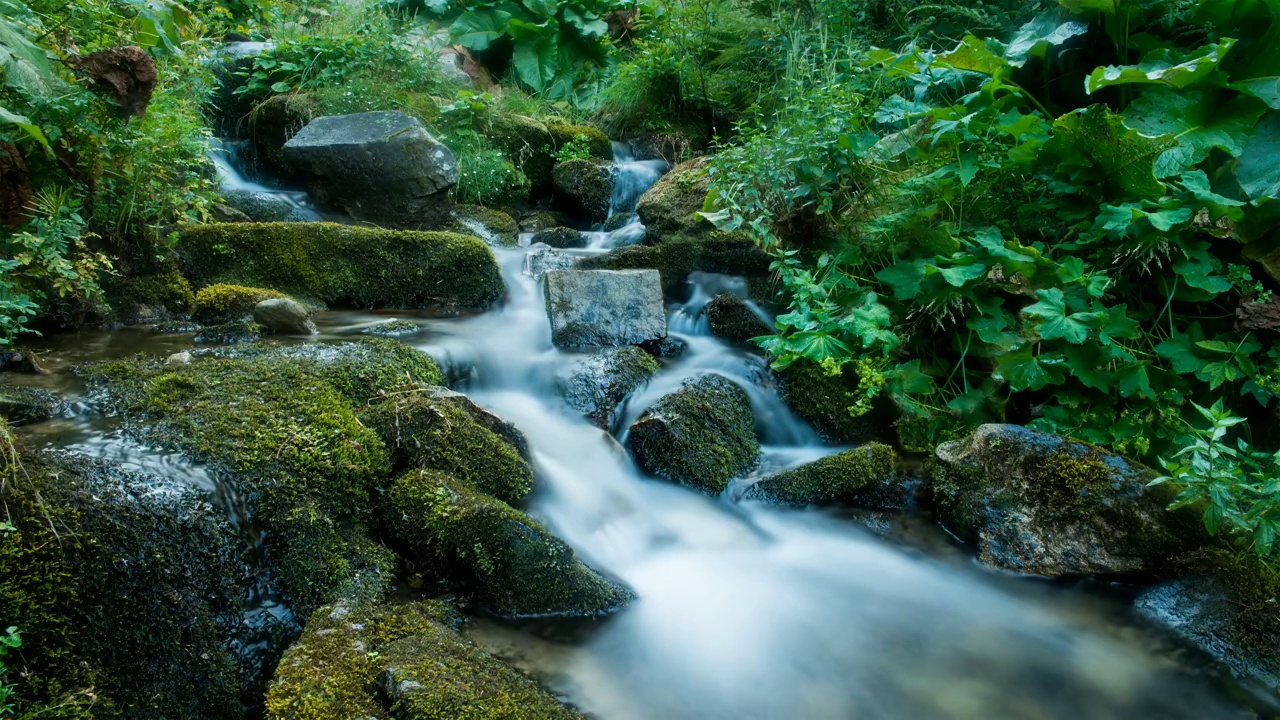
[
  {"left": 450, "top": 205, "right": 519, "bottom": 246},
  {"left": 194, "top": 282, "right": 286, "bottom": 324},
  {"left": 249, "top": 93, "right": 319, "bottom": 177},
  {"left": 0, "top": 384, "right": 66, "bottom": 425},
  {"left": 389, "top": 469, "right": 632, "bottom": 618},
  {"left": 266, "top": 599, "right": 583, "bottom": 720},
  {"left": 84, "top": 340, "right": 441, "bottom": 617},
  {"left": 931, "top": 424, "right": 1204, "bottom": 576},
  {"left": 636, "top": 157, "right": 712, "bottom": 239},
  {"left": 742, "top": 444, "right": 908, "bottom": 508},
  {"left": 707, "top": 293, "right": 772, "bottom": 344},
  {"left": 546, "top": 121, "right": 611, "bottom": 159},
  {"left": 580, "top": 233, "right": 771, "bottom": 296},
  {"left": 552, "top": 159, "right": 614, "bottom": 223},
  {"left": 360, "top": 386, "right": 533, "bottom": 505},
  {"left": 101, "top": 269, "right": 196, "bottom": 324},
  {"left": 489, "top": 114, "right": 558, "bottom": 194},
  {"left": 364, "top": 319, "right": 423, "bottom": 337},
  {"left": 519, "top": 210, "right": 568, "bottom": 233},
  {"left": 1, "top": 437, "right": 245, "bottom": 719},
  {"left": 178, "top": 222, "right": 505, "bottom": 310},
  {"left": 775, "top": 358, "right": 878, "bottom": 445},
  {"left": 556, "top": 346, "right": 659, "bottom": 429},
  {"left": 532, "top": 226, "right": 587, "bottom": 249},
  {"left": 626, "top": 373, "right": 759, "bottom": 493}
]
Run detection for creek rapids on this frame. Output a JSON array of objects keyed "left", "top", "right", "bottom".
[{"left": 9, "top": 144, "right": 1266, "bottom": 720}]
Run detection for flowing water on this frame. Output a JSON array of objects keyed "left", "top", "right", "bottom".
[{"left": 9, "top": 142, "right": 1268, "bottom": 719}]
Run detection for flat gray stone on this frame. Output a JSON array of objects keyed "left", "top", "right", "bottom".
[{"left": 544, "top": 269, "right": 666, "bottom": 348}]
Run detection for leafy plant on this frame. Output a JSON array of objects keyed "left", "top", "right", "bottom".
[
  {"left": 0, "top": 626, "right": 20, "bottom": 716},
  {"left": 550, "top": 131, "right": 593, "bottom": 161},
  {"left": 1153, "top": 400, "right": 1280, "bottom": 559}
]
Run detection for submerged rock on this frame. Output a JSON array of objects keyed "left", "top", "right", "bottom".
[
  {"left": 707, "top": 292, "right": 772, "bottom": 344},
  {"left": 179, "top": 222, "right": 505, "bottom": 311},
  {"left": 636, "top": 156, "right": 713, "bottom": 239},
  {"left": 544, "top": 269, "right": 667, "bottom": 348},
  {"left": 557, "top": 346, "right": 660, "bottom": 429},
  {"left": 253, "top": 297, "right": 317, "bottom": 335},
  {"left": 931, "top": 424, "right": 1203, "bottom": 577},
  {"left": 363, "top": 319, "right": 423, "bottom": 337},
  {"left": 221, "top": 188, "right": 306, "bottom": 223},
  {"left": 283, "top": 111, "right": 458, "bottom": 226},
  {"left": 743, "top": 444, "right": 906, "bottom": 508},
  {"left": 552, "top": 158, "right": 614, "bottom": 222},
  {"left": 0, "top": 384, "right": 67, "bottom": 425},
  {"left": 266, "top": 600, "right": 583, "bottom": 719},
  {"left": 389, "top": 469, "right": 632, "bottom": 618},
  {"left": 627, "top": 373, "right": 759, "bottom": 494},
  {"left": 532, "top": 226, "right": 588, "bottom": 249}
]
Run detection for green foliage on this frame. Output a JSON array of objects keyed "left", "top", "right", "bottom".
[
  {"left": 1153, "top": 400, "right": 1280, "bottom": 560},
  {"left": 0, "top": 626, "right": 19, "bottom": 716},
  {"left": 706, "top": 0, "right": 1280, "bottom": 461},
  {"left": 550, "top": 131, "right": 594, "bottom": 161}
]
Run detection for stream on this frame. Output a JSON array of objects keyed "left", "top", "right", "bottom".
[{"left": 10, "top": 146, "right": 1267, "bottom": 719}]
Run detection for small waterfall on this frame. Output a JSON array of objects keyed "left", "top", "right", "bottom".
[
  {"left": 576, "top": 142, "right": 670, "bottom": 250},
  {"left": 208, "top": 138, "right": 323, "bottom": 222}
]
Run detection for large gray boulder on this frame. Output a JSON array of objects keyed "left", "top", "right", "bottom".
[
  {"left": 283, "top": 111, "right": 458, "bottom": 226},
  {"left": 544, "top": 269, "right": 667, "bottom": 348},
  {"left": 931, "top": 424, "right": 1203, "bottom": 576},
  {"left": 253, "top": 297, "right": 317, "bottom": 335},
  {"left": 626, "top": 373, "right": 758, "bottom": 494},
  {"left": 557, "top": 346, "right": 659, "bottom": 429}
]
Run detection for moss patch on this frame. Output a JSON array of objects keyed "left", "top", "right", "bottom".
[
  {"left": 193, "top": 283, "right": 286, "bottom": 324},
  {"left": 450, "top": 205, "right": 519, "bottom": 246},
  {"left": 635, "top": 157, "right": 712, "bottom": 239},
  {"left": 743, "top": 444, "right": 904, "bottom": 508},
  {"left": 388, "top": 469, "right": 631, "bottom": 618},
  {"left": 707, "top": 293, "right": 772, "bottom": 344},
  {"left": 101, "top": 269, "right": 196, "bottom": 323},
  {"left": 546, "top": 121, "right": 611, "bottom": 159},
  {"left": 775, "top": 359, "right": 879, "bottom": 445},
  {"left": 178, "top": 222, "right": 505, "bottom": 311},
  {"left": 552, "top": 158, "right": 614, "bottom": 223}
]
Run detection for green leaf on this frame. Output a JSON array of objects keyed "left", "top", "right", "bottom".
[
  {"left": 927, "top": 261, "right": 987, "bottom": 287},
  {"left": 0, "top": 105, "right": 48, "bottom": 151},
  {"left": 0, "top": 7, "right": 57, "bottom": 96},
  {"left": 523, "top": 0, "right": 556, "bottom": 18},
  {"left": 939, "top": 35, "right": 1013, "bottom": 78},
  {"left": 511, "top": 33, "right": 559, "bottom": 91},
  {"left": 1053, "top": 105, "right": 1170, "bottom": 198},
  {"left": 997, "top": 345, "right": 1067, "bottom": 391},
  {"left": 1123, "top": 89, "right": 1266, "bottom": 178},
  {"left": 1115, "top": 363, "right": 1155, "bottom": 398},
  {"left": 563, "top": 6, "right": 608, "bottom": 37},
  {"left": 1064, "top": 345, "right": 1112, "bottom": 390},
  {"left": 1022, "top": 288, "right": 1092, "bottom": 343},
  {"left": 1238, "top": 110, "right": 1280, "bottom": 199},
  {"left": 1085, "top": 40, "right": 1236, "bottom": 93},
  {"left": 1155, "top": 325, "right": 1206, "bottom": 374},
  {"left": 876, "top": 260, "right": 927, "bottom": 300},
  {"left": 1005, "top": 15, "right": 1089, "bottom": 67},
  {"left": 451, "top": 9, "right": 512, "bottom": 51}
]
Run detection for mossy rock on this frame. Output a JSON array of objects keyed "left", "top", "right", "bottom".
[
  {"left": 250, "top": 93, "right": 320, "bottom": 177},
  {"left": 707, "top": 293, "right": 772, "bottom": 344},
  {"left": 194, "top": 282, "right": 287, "bottom": 324},
  {"left": 178, "top": 222, "right": 505, "bottom": 311},
  {"left": 519, "top": 211, "right": 568, "bottom": 233},
  {"left": 487, "top": 114, "right": 557, "bottom": 195},
  {"left": 531, "top": 226, "right": 587, "bottom": 249},
  {"left": 449, "top": 205, "right": 519, "bottom": 246},
  {"left": 360, "top": 386, "right": 533, "bottom": 505},
  {"left": 1, "top": 437, "right": 245, "bottom": 719},
  {"left": 556, "top": 346, "right": 659, "bottom": 429},
  {"left": 626, "top": 373, "right": 759, "bottom": 494},
  {"left": 0, "top": 383, "right": 67, "bottom": 425},
  {"left": 545, "top": 121, "right": 612, "bottom": 159},
  {"left": 580, "top": 233, "right": 772, "bottom": 297},
  {"left": 194, "top": 319, "right": 263, "bottom": 345},
  {"left": 552, "top": 159, "right": 615, "bottom": 223},
  {"left": 83, "top": 340, "right": 440, "bottom": 617},
  {"left": 266, "top": 599, "right": 582, "bottom": 720},
  {"left": 635, "top": 156, "right": 712, "bottom": 239},
  {"left": 742, "top": 444, "right": 907, "bottom": 508},
  {"left": 931, "top": 424, "right": 1205, "bottom": 576},
  {"left": 101, "top": 269, "right": 196, "bottom": 324},
  {"left": 388, "top": 469, "right": 632, "bottom": 618},
  {"left": 775, "top": 359, "right": 879, "bottom": 445}
]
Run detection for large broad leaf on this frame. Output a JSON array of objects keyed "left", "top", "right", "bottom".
[
  {"left": 1226, "top": 11, "right": 1280, "bottom": 108},
  {"left": 1021, "top": 288, "right": 1092, "bottom": 344},
  {"left": 512, "top": 33, "right": 559, "bottom": 92},
  {"left": 0, "top": 105, "right": 48, "bottom": 150},
  {"left": 996, "top": 345, "right": 1067, "bottom": 391},
  {"left": 523, "top": 0, "right": 557, "bottom": 19},
  {"left": 563, "top": 6, "right": 608, "bottom": 37},
  {"left": 1053, "top": 104, "right": 1170, "bottom": 198},
  {"left": 0, "top": 3, "right": 57, "bottom": 96},
  {"left": 1122, "top": 88, "right": 1265, "bottom": 177},
  {"left": 451, "top": 9, "right": 512, "bottom": 51},
  {"left": 938, "top": 35, "right": 1013, "bottom": 78},
  {"left": 1085, "top": 40, "right": 1236, "bottom": 94},
  {"left": 1238, "top": 110, "right": 1280, "bottom": 199},
  {"left": 1005, "top": 15, "right": 1089, "bottom": 67}
]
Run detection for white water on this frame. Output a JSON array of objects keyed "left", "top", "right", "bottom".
[{"left": 207, "top": 138, "right": 324, "bottom": 221}]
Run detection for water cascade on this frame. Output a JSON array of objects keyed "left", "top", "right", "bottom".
[{"left": 208, "top": 138, "right": 325, "bottom": 222}]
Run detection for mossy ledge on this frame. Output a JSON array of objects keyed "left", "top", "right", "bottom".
[
  {"left": 177, "top": 222, "right": 505, "bottom": 310},
  {"left": 743, "top": 443, "right": 905, "bottom": 508}
]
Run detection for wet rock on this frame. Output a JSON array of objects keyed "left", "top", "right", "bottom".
[
  {"left": 361, "top": 386, "right": 533, "bottom": 504},
  {"left": 194, "top": 319, "right": 262, "bottom": 345},
  {"left": 210, "top": 202, "right": 252, "bottom": 223},
  {"left": 707, "top": 293, "right": 773, "bottom": 344},
  {"left": 526, "top": 246, "right": 578, "bottom": 282},
  {"left": 0, "top": 384, "right": 67, "bottom": 425},
  {"left": 249, "top": 93, "right": 319, "bottom": 177},
  {"left": 544, "top": 269, "right": 667, "bottom": 348},
  {"left": 931, "top": 424, "right": 1203, "bottom": 577},
  {"left": 580, "top": 234, "right": 772, "bottom": 296},
  {"left": 743, "top": 444, "right": 908, "bottom": 508},
  {"left": 557, "top": 346, "right": 660, "bottom": 429},
  {"left": 283, "top": 111, "right": 458, "bottom": 226},
  {"left": 363, "top": 319, "right": 422, "bottom": 337},
  {"left": 221, "top": 188, "right": 308, "bottom": 223},
  {"left": 389, "top": 469, "right": 632, "bottom": 618},
  {"left": 0, "top": 141, "right": 33, "bottom": 229},
  {"left": 266, "top": 599, "right": 583, "bottom": 719},
  {"left": 603, "top": 211, "right": 640, "bottom": 232},
  {"left": 636, "top": 156, "right": 712, "bottom": 239},
  {"left": 254, "top": 297, "right": 317, "bottom": 335},
  {"left": 0, "top": 350, "right": 45, "bottom": 374},
  {"left": 178, "top": 223, "right": 505, "bottom": 311},
  {"left": 627, "top": 373, "right": 759, "bottom": 494},
  {"left": 775, "top": 358, "right": 878, "bottom": 445},
  {"left": 67, "top": 46, "right": 156, "bottom": 117},
  {"left": 520, "top": 211, "right": 567, "bottom": 233},
  {"left": 641, "top": 335, "right": 687, "bottom": 358},
  {"left": 532, "top": 226, "right": 587, "bottom": 249},
  {"left": 166, "top": 350, "right": 193, "bottom": 365},
  {"left": 450, "top": 205, "right": 518, "bottom": 246},
  {"left": 552, "top": 158, "right": 615, "bottom": 222}
]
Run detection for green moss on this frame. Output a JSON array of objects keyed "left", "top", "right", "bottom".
[
  {"left": 0, "top": 383, "right": 65, "bottom": 425},
  {"left": 102, "top": 269, "right": 196, "bottom": 323},
  {"left": 706, "top": 293, "right": 772, "bottom": 344},
  {"left": 193, "top": 283, "right": 286, "bottom": 324},
  {"left": 178, "top": 223, "right": 505, "bottom": 311},
  {"left": 1208, "top": 551, "right": 1280, "bottom": 662},
  {"left": 531, "top": 226, "right": 586, "bottom": 248},
  {"left": 266, "top": 599, "right": 576, "bottom": 720},
  {"left": 193, "top": 319, "right": 263, "bottom": 345},
  {"left": 274, "top": 500, "right": 398, "bottom": 619},
  {"left": 388, "top": 469, "right": 631, "bottom": 618},
  {"left": 361, "top": 387, "right": 533, "bottom": 505},
  {"left": 250, "top": 93, "right": 320, "bottom": 176},
  {"left": 776, "top": 359, "right": 877, "bottom": 445},
  {"left": 487, "top": 113, "right": 557, "bottom": 194},
  {"left": 552, "top": 159, "right": 613, "bottom": 222},
  {"left": 546, "top": 121, "right": 611, "bottom": 158},
  {"left": 449, "top": 205, "right": 519, "bottom": 246},
  {"left": 744, "top": 444, "right": 901, "bottom": 507},
  {"left": 580, "top": 234, "right": 771, "bottom": 295},
  {"left": 635, "top": 157, "right": 712, "bottom": 239},
  {"left": 626, "top": 374, "right": 759, "bottom": 494}
]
